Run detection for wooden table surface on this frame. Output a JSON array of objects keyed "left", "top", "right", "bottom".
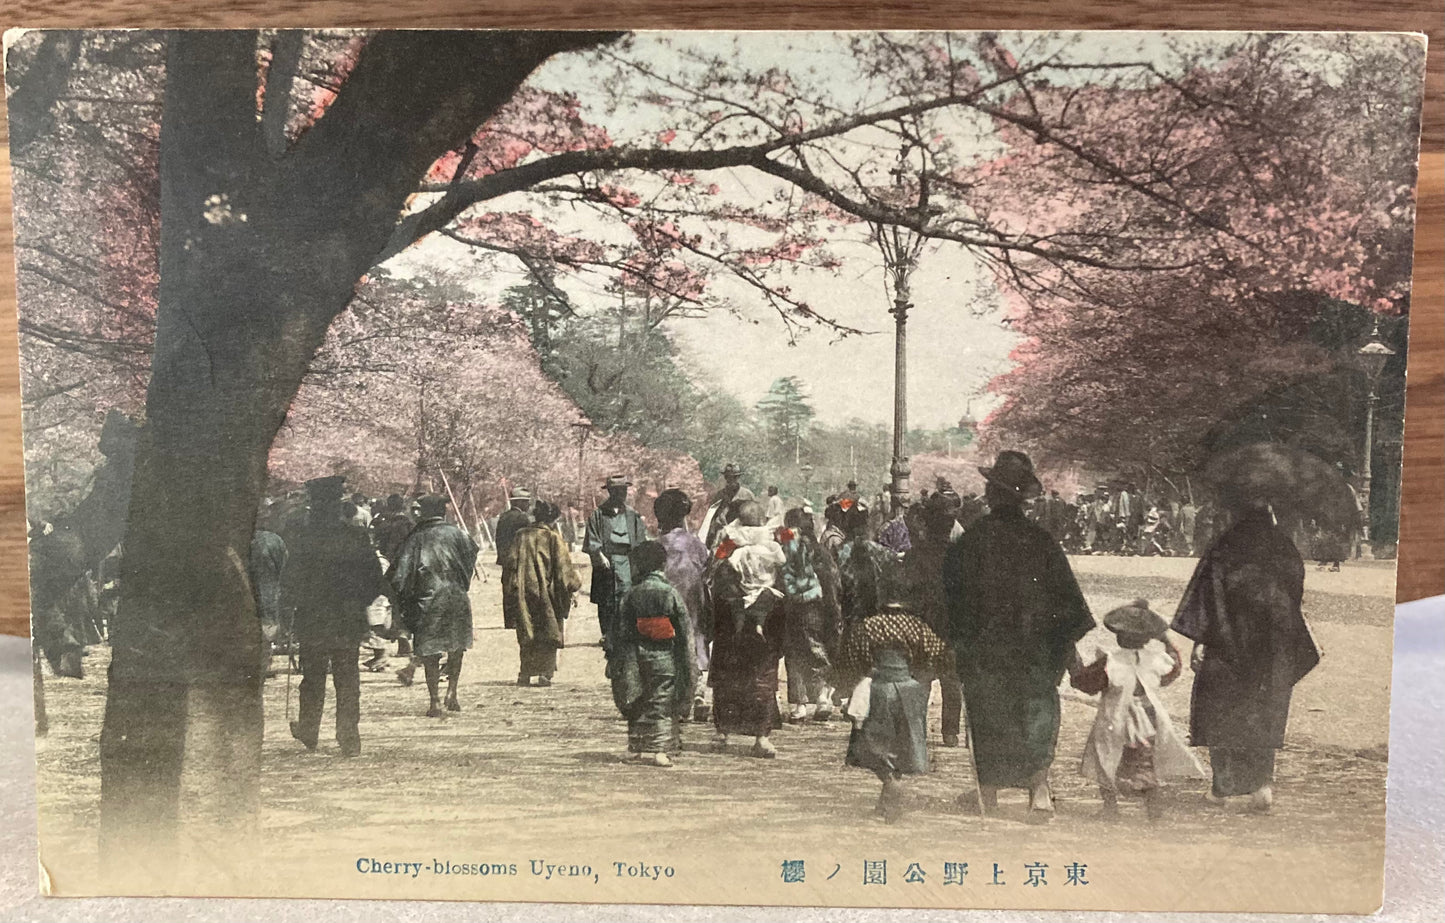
[{"left": 1, "top": 3, "right": 1441, "bottom": 636}]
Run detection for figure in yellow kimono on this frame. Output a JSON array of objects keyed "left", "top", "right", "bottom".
[
  {"left": 1072, "top": 600, "right": 1204, "bottom": 820},
  {"left": 502, "top": 501, "right": 582, "bottom": 687}
]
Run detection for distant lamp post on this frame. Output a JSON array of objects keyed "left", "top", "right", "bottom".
[
  {"left": 799, "top": 463, "right": 814, "bottom": 505},
  {"left": 571, "top": 419, "right": 593, "bottom": 511},
  {"left": 1355, "top": 319, "right": 1395, "bottom": 559}
]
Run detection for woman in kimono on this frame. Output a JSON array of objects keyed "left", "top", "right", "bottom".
[
  {"left": 778, "top": 506, "right": 836, "bottom": 722},
  {"left": 503, "top": 501, "right": 582, "bottom": 687},
  {"left": 1171, "top": 501, "right": 1319, "bottom": 813},
  {"left": 610, "top": 541, "right": 697, "bottom": 765},
  {"left": 654, "top": 489, "right": 712, "bottom": 722},
  {"left": 835, "top": 600, "right": 948, "bottom": 823},
  {"left": 705, "top": 500, "right": 786, "bottom": 758}
]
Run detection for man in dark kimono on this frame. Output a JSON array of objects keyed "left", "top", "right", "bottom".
[
  {"left": 585, "top": 474, "right": 647, "bottom": 647},
  {"left": 944, "top": 451, "right": 1094, "bottom": 820},
  {"left": 1171, "top": 501, "right": 1319, "bottom": 813},
  {"left": 702, "top": 463, "right": 755, "bottom": 549},
  {"left": 389, "top": 495, "right": 480, "bottom": 717},
  {"left": 284, "top": 475, "right": 390, "bottom": 756}
]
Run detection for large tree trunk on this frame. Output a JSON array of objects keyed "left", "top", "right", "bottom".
[{"left": 97, "top": 28, "right": 614, "bottom": 887}]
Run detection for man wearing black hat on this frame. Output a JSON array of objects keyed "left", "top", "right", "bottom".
[
  {"left": 585, "top": 475, "right": 647, "bottom": 647},
  {"left": 943, "top": 451, "right": 1094, "bottom": 820},
  {"left": 701, "top": 463, "right": 755, "bottom": 549},
  {"left": 388, "top": 495, "right": 480, "bottom": 716},
  {"left": 284, "top": 475, "right": 391, "bottom": 756}
]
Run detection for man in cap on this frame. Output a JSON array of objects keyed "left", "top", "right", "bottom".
[
  {"left": 388, "top": 495, "right": 480, "bottom": 716},
  {"left": 284, "top": 475, "right": 391, "bottom": 756},
  {"left": 943, "top": 451, "right": 1094, "bottom": 820},
  {"left": 496, "top": 487, "right": 534, "bottom": 563},
  {"left": 702, "top": 463, "right": 755, "bottom": 549},
  {"left": 495, "top": 487, "right": 534, "bottom": 629},
  {"left": 585, "top": 474, "right": 647, "bottom": 647}
]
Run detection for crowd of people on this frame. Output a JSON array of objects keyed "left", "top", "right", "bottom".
[{"left": 34, "top": 443, "right": 1324, "bottom": 827}]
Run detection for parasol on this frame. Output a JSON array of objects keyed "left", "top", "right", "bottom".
[{"left": 1201, "top": 442, "right": 1360, "bottom": 538}]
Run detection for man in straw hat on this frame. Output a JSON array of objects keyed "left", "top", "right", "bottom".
[
  {"left": 943, "top": 451, "right": 1094, "bottom": 821},
  {"left": 495, "top": 486, "right": 534, "bottom": 629},
  {"left": 701, "top": 463, "right": 755, "bottom": 549},
  {"left": 496, "top": 487, "right": 534, "bottom": 564},
  {"left": 284, "top": 475, "right": 391, "bottom": 756},
  {"left": 585, "top": 474, "right": 647, "bottom": 648},
  {"left": 502, "top": 500, "right": 582, "bottom": 687}
]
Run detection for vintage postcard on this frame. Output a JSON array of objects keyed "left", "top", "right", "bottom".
[{"left": 4, "top": 28, "right": 1427, "bottom": 912}]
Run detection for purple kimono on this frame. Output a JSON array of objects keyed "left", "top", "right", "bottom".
[{"left": 660, "top": 526, "right": 711, "bottom": 672}]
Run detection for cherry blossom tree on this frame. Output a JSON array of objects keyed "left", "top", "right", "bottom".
[{"left": 977, "top": 35, "right": 1423, "bottom": 493}]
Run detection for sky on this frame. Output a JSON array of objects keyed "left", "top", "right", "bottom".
[{"left": 390, "top": 30, "right": 1311, "bottom": 430}]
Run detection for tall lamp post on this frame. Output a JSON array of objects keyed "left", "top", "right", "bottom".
[
  {"left": 870, "top": 140, "right": 934, "bottom": 514},
  {"left": 571, "top": 419, "right": 593, "bottom": 513},
  {"left": 1356, "top": 319, "right": 1395, "bottom": 559},
  {"left": 799, "top": 463, "right": 814, "bottom": 507}
]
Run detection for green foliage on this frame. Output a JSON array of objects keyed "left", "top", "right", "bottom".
[
  {"left": 500, "top": 280, "right": 572, "bottom": 358},
  {"left": 755, "top": 376, "right": 815, "bottom": 456},
  {"left": 535, "top": 301, "right": 978, "bottom": 508}
]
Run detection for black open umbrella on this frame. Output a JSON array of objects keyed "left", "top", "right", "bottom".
[{"left": 1202, "top": 442, "right": 1360, "bottom": 540}]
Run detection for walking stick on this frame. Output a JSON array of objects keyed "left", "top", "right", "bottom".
[
  {"left": 960, "top": 694, "right": 987, "bottom": 817},
  {"left": 283, "top": 606, "right": 297, "bottom": 725}
]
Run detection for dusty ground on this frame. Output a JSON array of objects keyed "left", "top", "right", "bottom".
[{"left": 31, "top": 554, "right": 1395, "bottom": 912}]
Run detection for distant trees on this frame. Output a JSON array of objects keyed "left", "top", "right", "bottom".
[{"left": 756, "top": 376, "right": 815, "bottom": 457}]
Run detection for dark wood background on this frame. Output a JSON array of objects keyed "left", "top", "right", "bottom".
[{"left": 1, "top": 2, "right": 1441, "bottom": 636}]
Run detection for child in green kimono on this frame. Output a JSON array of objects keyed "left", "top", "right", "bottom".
[{"left": 610, "top": 542, "right": 697, "bottom": 767}]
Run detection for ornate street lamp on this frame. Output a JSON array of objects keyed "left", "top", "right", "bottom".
[
  {"left": 1355, "top": 319, "right": 1395, "bottom": 559},
  {"left": 570, "top": 418, "right": 593, "bottom": 512},
  {"left": 870, "top": 141, "right": 935, "bottom": 514}
]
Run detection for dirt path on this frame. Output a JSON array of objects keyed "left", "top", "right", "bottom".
[{"left": 32, "top": 555, "right": 1392, "bottom": 912}]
